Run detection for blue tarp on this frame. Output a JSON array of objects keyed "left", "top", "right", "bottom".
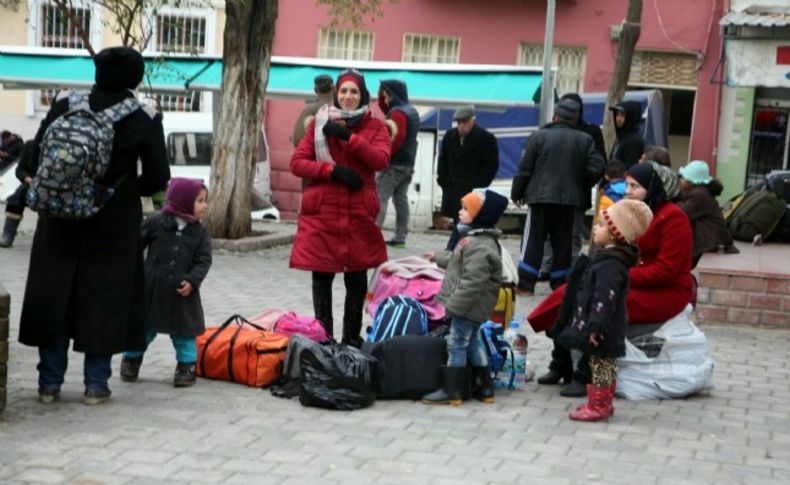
[{"left": 420, "top": 90, "right": 668, "bottom": 179}]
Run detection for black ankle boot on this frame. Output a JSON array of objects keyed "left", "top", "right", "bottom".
[
  {"left": 313, "top": 299, "right": 333, "bottom": 339},
  {"left": 120, "top": 356, "right": 143, "bottom": 382},
  {"left": 0, "top": 217, "right": 21, "bottom": 248},
  {"left": 174, "top": 362, "right": 197, "bottom": 387},
  {"left": 560, "top": 379, "right": 588, "bottom": 397},
  {"left": 472, "top": 366, "right": 495, "bottom": 403},
  {"left": 537, "top": 368, "right": 571, "bottom": 385},
  {"left": 422, "top": 366, "right": 466, "bottom": 406}
]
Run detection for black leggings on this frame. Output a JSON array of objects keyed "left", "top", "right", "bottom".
[{"left": 312, "top": 270, "right": 367, "bottom": 345}]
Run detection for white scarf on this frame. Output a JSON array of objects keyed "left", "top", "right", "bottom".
[{"left": 314, "top": 104, "right": 368, "bottom": 164}]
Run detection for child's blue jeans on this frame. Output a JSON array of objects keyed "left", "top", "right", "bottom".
[
  {"left": 123, "top": 329, "right": 197, "bottom": 363},
  {"left": 447, "top": 316, "right": 488, "bottom": 368}
]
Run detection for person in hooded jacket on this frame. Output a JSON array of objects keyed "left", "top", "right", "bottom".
[
  {"left": 676, "top": 160, "right": 738, "bottom": 267},
  {"left": 375, "top": 79, "right": 420, "bottom": 248},
  {"left": 609, "top": 100, "right": 645, "bottom": 170},
  {"left": 0, "top": 130, "right": 24, "bottom": 171},
  {"left": 290, "top": 68, "right": 391, "bottom": 348},
  {"left": 19, "top": 47, "right": 170, "bottom": 405}
]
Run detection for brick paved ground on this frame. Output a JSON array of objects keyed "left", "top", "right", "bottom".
[{"left": 1, "top": 211, "right": 790, "bottom": 484}]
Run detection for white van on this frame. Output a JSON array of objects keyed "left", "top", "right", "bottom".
[{"left": 162, "top": 113, "right": 279, "bottom": 220}]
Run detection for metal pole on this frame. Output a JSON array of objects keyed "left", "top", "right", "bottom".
[{"left": 540, "top": 0, "right": 556, "bottom": 126}]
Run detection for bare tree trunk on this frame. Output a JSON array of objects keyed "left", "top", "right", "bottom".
[
  {"left": 204, "top": 1, "right": 278, "bottom": 239},
  {"left": 602, "top": 0, "right": 642, "bottom": 154}
]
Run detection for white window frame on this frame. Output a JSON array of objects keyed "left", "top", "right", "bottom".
[
  {"left": 26, "top": 0, "right": 103, "bottom": 114},
  {"left": 518, "top": 43, "right": 587, "bottom": 95},
  {"left": 317, "top": 28, "right": 374, "bottom": 61},
  {"left": 146, "top": 4, "right": 217, "bottom": 56},
  {"left": 402, "top": 33, "right": 460, "bottom": 64}
]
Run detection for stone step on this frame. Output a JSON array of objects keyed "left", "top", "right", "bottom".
[{"left": 695, "top": 270, "right": 790, "bottom": 326}]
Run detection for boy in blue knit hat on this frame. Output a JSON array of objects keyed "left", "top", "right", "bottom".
[{"left": 422, "top": 188, "right": 508, "bottom": 406}]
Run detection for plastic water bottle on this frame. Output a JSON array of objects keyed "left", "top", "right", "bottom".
[{"left": 503, "top": 317, "right": 529, "bottom": 388}]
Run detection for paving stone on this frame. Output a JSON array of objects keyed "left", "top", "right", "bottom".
[{"left": 2, "top": 229, "right": 790, "bottom": 482}]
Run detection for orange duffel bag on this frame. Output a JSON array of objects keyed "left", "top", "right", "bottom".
[{"left": 197, "top": 314, "right": 290, "bottom": 387}]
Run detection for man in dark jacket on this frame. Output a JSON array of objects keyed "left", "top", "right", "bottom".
[
  {"left": 609, "top": 100, "right": 644, "bottom": 170},
  {"left": 511, "top": 99, "right": 604, "bottom": 294},
  {"left": 538, "top": 93, "right": 606, "bottom": 280},
  {"left": 19, "top": 47, "right": 170, "bottom": 405},
  {"left": 0, "top": 130, "right": 24, "bottom": 171},
  {"left": 375, "top": 79, "right": 420, "bottom": 248},
  {"left": 292, "top": 74, "right": 334, "bottom": 147},
  {"left": 437, "top": 105, "right": 499, "bottom": 250}
]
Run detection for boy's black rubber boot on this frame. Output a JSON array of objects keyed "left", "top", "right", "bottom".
[
  {"left": 472, "top": 366, "right": 496, "bottom": 403},
  {"left": 422, "top": 366, "right": 466, "bottom": 406}
]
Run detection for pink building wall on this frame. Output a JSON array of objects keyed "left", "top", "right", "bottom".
[{"left": 267, "top": 0, "right": 723, "bottom": 220}]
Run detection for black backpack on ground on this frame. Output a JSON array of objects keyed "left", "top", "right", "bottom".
[{"left": 362, "top": 335, "right": 447, "bottom": 399}]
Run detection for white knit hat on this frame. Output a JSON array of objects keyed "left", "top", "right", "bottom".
[{"left": 602, "top": 199, "right": 653, "bottom": 244}]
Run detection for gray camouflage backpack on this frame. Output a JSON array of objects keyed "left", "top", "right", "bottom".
[{"left": 27, "top": 91, "right": 141, "bottom": 219}]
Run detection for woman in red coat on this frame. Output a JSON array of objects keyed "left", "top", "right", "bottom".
[
  {"left": 529, "top": 162, "right": 694, "bottom": 392},
  {"left": 290, "top": 69, "right": 391, "bottom": 347}
]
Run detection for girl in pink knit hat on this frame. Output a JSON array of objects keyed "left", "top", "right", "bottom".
[{"left": 551, "top": 199, "right": 653, "bottom": 421}]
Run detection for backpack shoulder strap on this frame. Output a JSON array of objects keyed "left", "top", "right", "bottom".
[
  {"left": 99, "top": 97, "right": 142, "bottom": 124},
  {"left": 67, "top": 91, "right": 90, "bottom": 111}
]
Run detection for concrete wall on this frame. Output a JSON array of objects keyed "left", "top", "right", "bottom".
[{"left": 267, "top": 0, "right": 724, "bottom": 219}]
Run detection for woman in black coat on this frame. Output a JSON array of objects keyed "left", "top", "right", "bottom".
[{"left": 18, "top": 47, "right": 170, "bottom": 404}]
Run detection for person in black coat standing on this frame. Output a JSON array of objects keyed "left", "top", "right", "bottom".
[
  {"left": 120, "top": 178, "right": 212, "bottom": 388},
  {"left": 19, "top": 47, "right": 170, "bottom": 405},
  {"left": 538, "top": 93, "right": 606, "bottom": 279},
  {"left": 437, "top": 105, "right": 499, "bottom": 250},
  {"left": 511, "top": 99, "right": 604, "bottom": 294}
]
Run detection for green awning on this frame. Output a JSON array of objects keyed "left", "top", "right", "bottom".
[{"left": 0, "top": 48, "right": 543, "bottom": 107}]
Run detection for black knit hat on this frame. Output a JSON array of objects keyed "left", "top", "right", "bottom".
[
  {"left": 471, "top": 189, "right": 508, "bottom": 228},
  {"left": 94, "top": 47, "right": 144, "bottom": 91}
]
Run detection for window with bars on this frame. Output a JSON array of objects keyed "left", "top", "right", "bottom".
[
  {"left": 156, "top": 14, "right": 207, "bottom": 54},
  {"left": 317, "top": 28, "right": 374, "bottom": 61},
  {"left": 629, "top": 50, "right": 698, "bottom": 88},
  {"left": 153, "top": 14, "right": 208, "bottom": 112},
  {"left": 40, "top": 3, "right": 90, "bottom": 49},
  {"left": 518, "top": 43, "right": 587, "bottom": 95},
  {"left": 402, "top": 34, "right": 460, "bottom": 64}
]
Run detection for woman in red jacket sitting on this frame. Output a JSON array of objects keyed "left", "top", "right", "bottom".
[
  {"left": 289, "top": 69, "right": 391, "bottom": 348},
  {"left": 529, "top": 161, "right": 694, "bottom": 395}
]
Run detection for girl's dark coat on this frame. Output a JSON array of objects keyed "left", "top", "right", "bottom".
[
  {"left": 142, "top": 213, "right": 212, "bottom": 337},
  {"left": 553, "top": 245, "right": 640, "bottom": 358}
]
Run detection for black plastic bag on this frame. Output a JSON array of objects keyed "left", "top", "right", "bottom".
[{"left": 298, "top": 342, "right": 376, "bottom": 411}]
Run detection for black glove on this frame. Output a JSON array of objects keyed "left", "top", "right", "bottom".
[
  {"left": 331, "top": 165, "right": 363, "bottom": 192},
  {"left": 511, "top": 175, "right": 529, "bottom": 205},
  {"left": 322, "top": 121, "right": 352, "bottom": 141}
]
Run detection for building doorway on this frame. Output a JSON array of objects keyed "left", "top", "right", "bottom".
[{"left": 748, "top": 90, "right": 790, "bottom": 187}]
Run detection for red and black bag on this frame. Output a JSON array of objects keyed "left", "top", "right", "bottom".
[{"left": 197, "top": 314, "right": 290, "bottom": 388}]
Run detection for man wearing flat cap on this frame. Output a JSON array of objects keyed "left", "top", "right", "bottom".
[
  {"left": 292, "top": 74, "right": 335, "bottom": 148},
  {"left": 18, "top": 46, "right": 170, "bottom": 405},
  {"left": 511, "top": 98, "right": 604, "bottom": 295},
  {"left": 437, "top": 105, "right": 499, "bottom": 250}
]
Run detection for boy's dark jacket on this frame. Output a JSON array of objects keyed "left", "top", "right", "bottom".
[
  {"left": 142, "top": 212, "right": 212, "bottom": 337},
  {"left": 552, "top": 244, "right": 640, "bottom": 358}
]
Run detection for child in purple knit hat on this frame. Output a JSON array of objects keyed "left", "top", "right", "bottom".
[{"left": 120, "top": 177, "right": 212, "bottom": 387}]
